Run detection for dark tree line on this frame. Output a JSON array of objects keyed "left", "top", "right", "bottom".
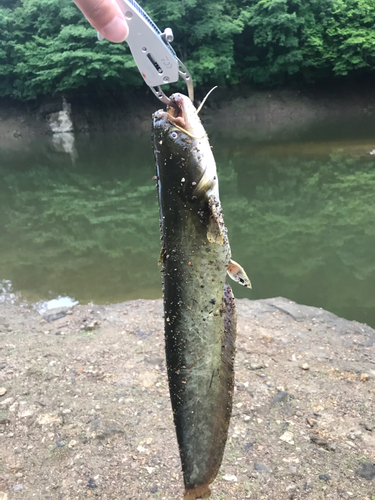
[{"left": 1, "top": 0, "right": 375, "bottom": 100}]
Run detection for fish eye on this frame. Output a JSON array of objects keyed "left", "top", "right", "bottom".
[{"left": 170, "top": 131, "right": 178, "bottom": 140}]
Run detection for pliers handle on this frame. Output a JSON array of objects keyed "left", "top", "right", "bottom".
[{"left": 99, "top": 0, "right": 194, "bottom": 106}]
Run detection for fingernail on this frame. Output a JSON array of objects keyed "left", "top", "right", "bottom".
[{"left": 101, "top": 15, "right": 128, "bottom": 43}]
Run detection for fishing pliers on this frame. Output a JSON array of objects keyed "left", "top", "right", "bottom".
[{"left": 98, "top": 0, "right": 194, "bottom": 106}]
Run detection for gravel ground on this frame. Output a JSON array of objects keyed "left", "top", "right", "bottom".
[{"left": 0, "top": 296, "right": 375, "bottom": 500}]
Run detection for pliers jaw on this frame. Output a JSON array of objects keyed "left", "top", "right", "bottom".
[{"left": 150, "top": 58, "right": 194, "bottom": 106}]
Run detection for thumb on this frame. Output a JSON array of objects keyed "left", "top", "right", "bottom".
[{"left": 74, "top": 0, "right": 128, "bottom": 43}]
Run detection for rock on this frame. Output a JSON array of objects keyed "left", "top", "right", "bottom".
[
  {"left": 44, "top": 311, "right": 67, "bottom": 322},
  {"left": 0, "top": 397, "right": 14, "bottom": 407},
  {"left": 361, "top": 421, "right": 373, "bottom": 431},
  {"left": 279, "top": 431, "right": 294, "bottom": 444},
  {"left": 222, "top": 474, "right": 237, "bottom": 482},
  {"left": 360, "top": 373, "right": 369, "bottom": 382},
  {"left": 272, "top": 391, "right": 288, "bottom": 406},
  {"left": 38, "top": 101, "right": 62, "bottom": 116},
  {"left": 0, "top": 387, "right": 7, "bottom": 396},
  {"left": 319, "top": 474, "right": 331, "bottom": 482},
  {"left": 244, "top": 442, "right": 254, "bottom": 452},
  {"left": 264, "top": 297, "right": 335, "bottom": 322},
  {"left": 313, "top": 405, "right": 324, "bottom": 412},
  {"left": 254, "top": 462, "right": 270, "bottom": 474},
  {"left": 306, "top": 417, "right": 318, "bottom": 427},
  {"left": 346, "top": 440, "right": 357, "bottom": 449},
  {"left": 18, "top": 407, "right": 35, "bottom": 418},
  {"left": 356, "top": 462, "right": 375, "bottom": 480},
  {"left": 68, "top": 440, "right": 78, "bottom": 448},
  {"left": 89, "top": 418, "right": 125, "bottom": 440},
  {"left": 87, "top": 478, "right": 97, "bottom": 489},
  {"left": 138, "top": 371, "right": 158, "bottom": 388},
  {"left": 36, "top": 413, "right": 63, "bottom": 426},
  {"left": 309, "top": 434, "right": 336, "bottom": 452},
  {"left": 301, "top": 363, "right": 310, "bottom": 370},
  {"left": 249, "top": 362, "right": 265, "bottom": 370},
  {"left": 47, "top": 105, "right": 73, "bottom": 134},
  {"left": 137, "top": 445, "right": 149, "bottom": 453},
  {"left": 326, "top": 442, "right": 336, "bottom": 452},
  {"left": 310, "top": 433, "right": 327, "bottom": 445},
  {"left": 86, "top": 320, "right": 100, "bottom": 331},
  {"left": 0, "top": 492, "right": 8, "bottom": 500},
  {"left": 145, "top": 356, "right": 164, "bottom": 366}
]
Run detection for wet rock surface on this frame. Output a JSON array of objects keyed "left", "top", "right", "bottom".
[{"left": 0, "top": 297, "right": 374, "bottom": 499}]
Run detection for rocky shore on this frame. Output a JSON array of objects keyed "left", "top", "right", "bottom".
[{"left": 0, "top": 297, "right": 374, "bottom": 499}]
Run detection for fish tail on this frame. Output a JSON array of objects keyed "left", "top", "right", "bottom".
[
  {"left": 183, "top": 484, "right": 211, "bottom": 500},
  {"left": 183, "top": 283, "right": 237, "bottom": 499}
]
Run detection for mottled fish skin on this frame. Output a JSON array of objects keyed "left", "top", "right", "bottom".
[{"left": 152, "top": 94, "right": 238, "bottom": 499}]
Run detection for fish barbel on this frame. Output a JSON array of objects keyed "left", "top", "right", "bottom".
[{"left": 152, "top": 93, "right": 250, "bottom": 499}]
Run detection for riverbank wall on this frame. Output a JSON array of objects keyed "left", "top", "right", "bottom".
[{"left": 1, "top": 82, "right": 375, "bottom": 149}]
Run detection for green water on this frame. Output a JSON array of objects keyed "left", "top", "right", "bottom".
[{"left": 1, "top": 119, "right": 375, "bottom": 326}]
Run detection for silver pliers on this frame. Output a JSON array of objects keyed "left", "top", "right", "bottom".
[{"left": 98, "top": 0, "right": 194, "bottom": 106}]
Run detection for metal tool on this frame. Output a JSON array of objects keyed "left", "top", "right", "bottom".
[{"left": 98, "top": 0, "right": 194, "bottom": 106}]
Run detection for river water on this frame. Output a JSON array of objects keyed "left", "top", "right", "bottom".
[{"left": 1, "top": 116, "right": 375, "bottom": 326}]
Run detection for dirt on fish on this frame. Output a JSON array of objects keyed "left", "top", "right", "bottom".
[{"left": 0, "top": 297, "right": 374, "bottom": 500}]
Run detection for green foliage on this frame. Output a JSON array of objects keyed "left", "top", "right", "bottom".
[
  {"left": 302, "top": 0, "right": 375, "bottom": 77},
  {"left": 144, "top": 0, "right": 248, "bottom": 86},
  {"left": 1, "top": 0, "right": 140, "bottom": 99},
  {"left": 1, "top": 0, "right": 375, "bottom": 98},
  {"left": 13, "top": 25, "right": 138, "bottom": 99},
  {"left": 0, "top": 6, "right": 14, "bottom": 96},
  {"left": 239, "top": 0, "right": 305, "bottom": 83},
  {"left": 237, "top": 0, "right": 375, "bottom": 84}
]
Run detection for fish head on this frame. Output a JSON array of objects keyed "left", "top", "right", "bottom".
[{"left": 152, "top": 93, "right": 218, "bottom": 203}]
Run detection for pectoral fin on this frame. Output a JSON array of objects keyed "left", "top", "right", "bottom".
[
  {"left": 207, "top": 197, "right": 224, "bottom": 245},
  {"left": 227, "top": 259, "right": 252, "bottom": 288}
]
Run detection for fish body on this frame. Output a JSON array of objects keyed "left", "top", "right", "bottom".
[{"left": 152, "top": 93, "right": 249, "bottom": 499}]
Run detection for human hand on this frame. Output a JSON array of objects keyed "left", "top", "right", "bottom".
[{"left": 73, "top": 0, "right": 128, "bottom": 43}]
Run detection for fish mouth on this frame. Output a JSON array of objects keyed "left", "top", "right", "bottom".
[{"left": 166, "top": 93, "right": 192, "bottom": 131}]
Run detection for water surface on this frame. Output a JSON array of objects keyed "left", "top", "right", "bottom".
[{"left": 1, "top": 118, "right": 375, "bottom": 326}]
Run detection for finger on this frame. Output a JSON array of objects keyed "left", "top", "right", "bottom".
[{"left": 73, "top": 0, "right": 128, "bottom": 43}]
